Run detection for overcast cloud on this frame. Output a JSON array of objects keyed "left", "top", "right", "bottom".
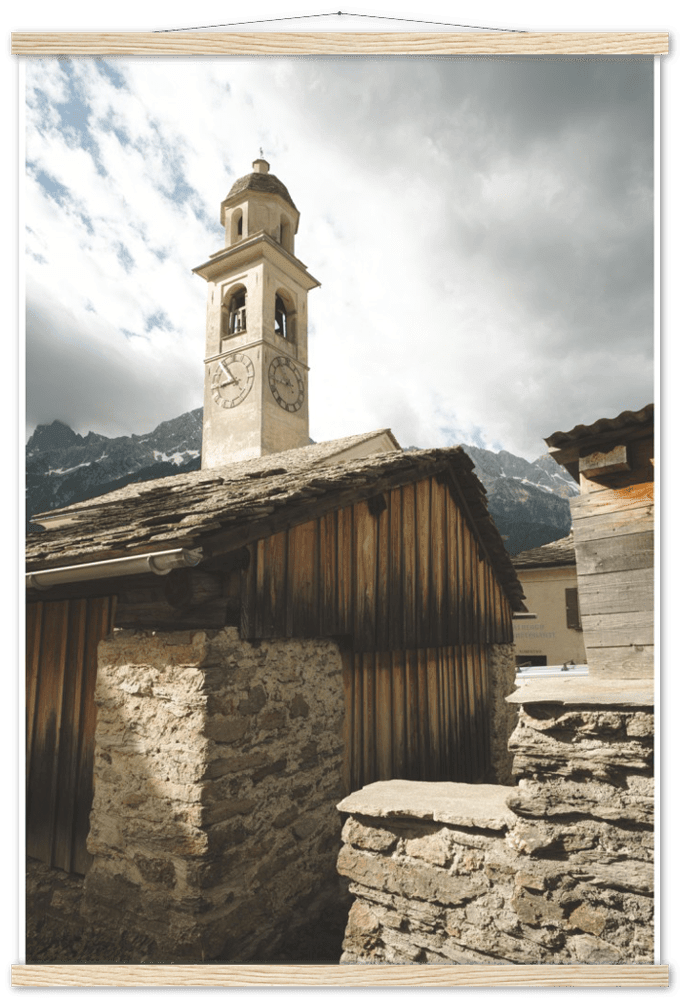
[{"left": 24, "top": 55, "right": 654, "bottom": 460}]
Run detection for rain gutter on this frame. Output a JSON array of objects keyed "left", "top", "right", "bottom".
[{"left": 26, "top": 547, "right": 203, "bottom": 591}]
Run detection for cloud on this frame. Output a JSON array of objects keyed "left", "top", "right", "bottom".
[{"left": 25, "top": 56, "right": 654, "bottom": 459}]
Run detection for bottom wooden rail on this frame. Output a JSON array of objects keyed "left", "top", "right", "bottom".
[{"left": 11, "top": 963, "right": 669, "bottom": 987}]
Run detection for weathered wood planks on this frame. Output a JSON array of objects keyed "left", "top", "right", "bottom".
[
  {"left": 26, "top": 596, "right": 115, "bottom": 875},
  {"left": 578, "top": 568, "right": 654, "bottom": 616},
  {"left": 344, "top": 644, "right": 491, "bottom": 789},
  {"left": 584, "top": 645, "right": 654, "bottom": 679},
  {"left": 242, "top": 474, "right": 514, "bottom": 651},
  {"left": 575, "top": 532, "right": 653, "bottom": 576}
]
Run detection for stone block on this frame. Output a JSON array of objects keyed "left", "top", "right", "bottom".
[
  {"left": 272, "top": 806, "right": 299, "bottom": 829},
  {"left": 403, "top": 829, "right": 452, "bottom": 867},
  {"left": 133, "top": 854, "right": 177, "bottom": 888},
  {"left": 251, "top": 757, "right": 288, "bottom": 783},
  {"left": 238, "top": 685, "right": 267, "bottom": 715},
  {"left": 260, "top": 708, "right": 287, "bottom": 730},
  {"left": 511, "top": 889, "right": 564, "bottom": 927},
  {"left": 567, "top": 933, "right": 623, "bottom": 964},
  {"left": 292, "top": 814, "right": 319, "bottom": 841},
  {"left": 289, "top": 693, "right": 310, "bottom": 718},
  {"left": 202, "top": 797, "right": 256, "bottom": 826},
  {"left": 204, "top": 715, "right": 249, "bottom": 744},
  {"left": 567, "top": 902, "right": 607, "bottom": 936},
  {"left": 342, "top": 817, "right": 398, "bottom": 853}
]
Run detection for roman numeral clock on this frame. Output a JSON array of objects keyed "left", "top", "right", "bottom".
[{"left": 193, "top": 158, "right": 320, "bottom": 468}]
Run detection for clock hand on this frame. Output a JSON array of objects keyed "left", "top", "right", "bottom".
[{"left": 219, "top": 360, "right": 237, "bottom": 384}]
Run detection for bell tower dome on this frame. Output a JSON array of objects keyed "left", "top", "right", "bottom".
[{"left": 193, "top": 159, "right": 320, "bottom": 468}]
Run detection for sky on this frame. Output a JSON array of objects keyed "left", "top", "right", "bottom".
[{"left": 24, "top": 55, "right": 654, "bottom": 462}]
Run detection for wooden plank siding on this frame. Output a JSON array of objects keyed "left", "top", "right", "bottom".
[
  {"left": 26, "top": 596, "right": 116, "bottom": 875},
  {"left": 241, "top": 474, "right": 513, "bottom": 652},
  {"left": 343, "top": 645, "right": 492, "bottom": 788},
  {"left": 568, "top": 441, "right": 654, "bottom": 678},
  {"left": 241, "top": 473, "right": 512, "bottom": 789}
]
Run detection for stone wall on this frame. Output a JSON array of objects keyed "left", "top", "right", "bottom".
[
  {"left": 337, "top": 680, "right": 654, "bottom": 965},
  {"left": 82, "top": 627, "right": 348, "bottom": 963}
]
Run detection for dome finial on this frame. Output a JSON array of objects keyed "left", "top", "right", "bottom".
[{"left": 252, "top": 153, "right": 269, "bottom": 174}]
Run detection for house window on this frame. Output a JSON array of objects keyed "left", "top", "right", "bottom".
[
  {"left": 565, "top": 588, "right": 582, "bottom": 630},
  {"left": 516, "top": 655, "right": 547, "bottom": 668}
]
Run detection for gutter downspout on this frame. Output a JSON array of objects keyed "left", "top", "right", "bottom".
[{"left": 26, "top": 547, "right": 203, "bottom": 591}]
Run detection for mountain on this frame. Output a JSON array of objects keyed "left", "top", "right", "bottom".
[
  {"left": 460, "top": 445, "right": 577, "bottom": 554},
  {"left": 26, "top": 410, "right": 202, "bottom": 527},
  {"left": 26, "top": 412, "right": 577, "bottom": 554}
]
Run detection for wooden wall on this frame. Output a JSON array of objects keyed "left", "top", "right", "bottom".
[
  {"left": 241, "top": 473, "right": 512, "bottom": 788},
  {"left": 344, "top": 644, "right": 491, "bottom": 790},
  {"left": 241, "top": 474, "right": 513, "bottom": 652},
  {"left": 571, "top": 436, "right": 654, "bottom": 678},
  {"left": 26, "top": 596, "right": 116, "bottom": 875}
]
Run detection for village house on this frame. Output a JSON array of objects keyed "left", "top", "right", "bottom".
[
  {"left": 512, "top": 533, "right": 587, "bottom": 670},
  {"left": 337, "top": 404, "right": 655, "bottom": 966},
  {"left": 25, "top": 160, "right": 526, "bottom": 964}
]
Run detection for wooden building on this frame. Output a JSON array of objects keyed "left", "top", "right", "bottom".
[
  {"left": 26, "top": 436, "right": 525, "bottom": 871},
  {"left": 545, "top": 403, "right": 654, "bottom": 678}
]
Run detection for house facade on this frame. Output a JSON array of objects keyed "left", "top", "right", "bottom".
[{"left": 512, "top": 534, "right": 587, "bottom": 668}]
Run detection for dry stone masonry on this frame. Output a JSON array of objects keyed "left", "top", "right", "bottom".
[
  {"left": 81, "top": 627, "right": 348, "bottom": 963},
  {"left": 337, "top": 680, "right": 653, "bottom": 965}
]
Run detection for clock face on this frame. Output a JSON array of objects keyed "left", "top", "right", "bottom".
[
  {"left": 269, "top": 356, "right": 305, "bottom": 412},
  {"left": 211, "top": 353, "right": 255, "bottom": 408}
]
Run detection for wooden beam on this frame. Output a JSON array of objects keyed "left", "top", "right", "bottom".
[
  {"left": 570, "top": 495, "right": 654, "bottom": 538},
  {"left": 577, "top": 567, "right": 653, "bottom": 616},
  {"left": 582, "top": 610, "right": 653, "bottom": 648},
  {"left": 579, "top": 444, "right": 630, "bottom": 478},
  {"left": 575, "top": 531, "right": 653, "bottom": 576},
  {"left": 586, "top": 645, "right": 654, "bottom": 680}
]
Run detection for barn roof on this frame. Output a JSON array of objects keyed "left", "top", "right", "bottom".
[
  {"left": 545, "top": 403, "right": 653, "bottom": 451},
  {"left": 512, "top": 533, "right": 576, "bottom": 569},
  {"left": 26, "top": 436, "right": 525, "bottom": 611},
  {"left": 544, "top": 403, "right": 654, "bottom": 483}
]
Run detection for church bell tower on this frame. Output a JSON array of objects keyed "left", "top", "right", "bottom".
[{"left": 194, "top": 159, "right": 320, "bottom": 468}]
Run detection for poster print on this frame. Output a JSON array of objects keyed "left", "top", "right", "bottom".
[{"left": 15, "top": 21, "right": 668, "bottom": 992}]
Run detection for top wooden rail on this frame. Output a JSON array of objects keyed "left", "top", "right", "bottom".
[{"left": 11, "top": 32, "right": 669, "bottom": 57}]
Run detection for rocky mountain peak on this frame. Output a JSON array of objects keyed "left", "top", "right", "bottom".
[{"left": 27, "top": 419, "right": 81, "bottom": 453}]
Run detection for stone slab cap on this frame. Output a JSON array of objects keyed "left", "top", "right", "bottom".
[
  {"left": 336, "top": 779, "right": 515, "bottom": 830},
  {"left": 507, "top": 676, "right": 654, "bottom": 707}
]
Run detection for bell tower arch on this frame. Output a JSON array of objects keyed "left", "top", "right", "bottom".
[{"left": 193, "top": 159, "right": 320, "bottom": 468}]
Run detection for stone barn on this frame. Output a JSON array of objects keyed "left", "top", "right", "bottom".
[{"left": 26, "top": 438, "right": 525, "bottom": 963}]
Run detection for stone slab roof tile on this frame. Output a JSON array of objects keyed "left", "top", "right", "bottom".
[
  {"left": 26, "top": 434, "right": 525, "bottom": 611},
  {"left": 512, "top": 533, "right": 575, "bottom": 569}
]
